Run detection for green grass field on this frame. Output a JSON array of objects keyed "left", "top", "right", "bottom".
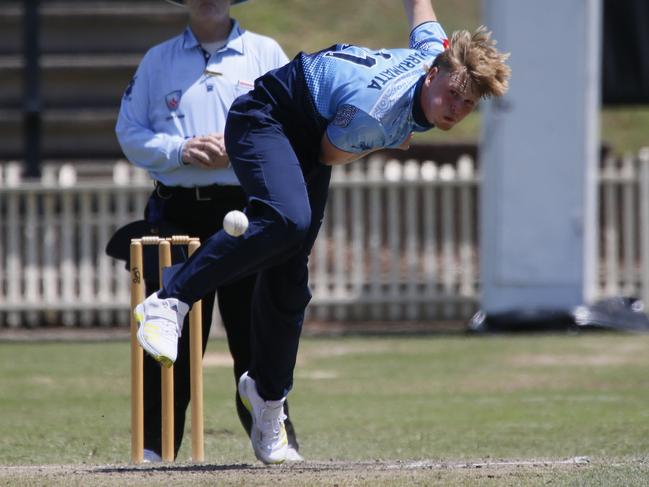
[
  {"left": 234, "top": 0, "right": 649, "bottom": 155},
  {"left": 2, "top": 333, "right": 649, "bottom": 485}
]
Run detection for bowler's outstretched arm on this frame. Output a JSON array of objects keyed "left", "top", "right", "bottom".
[{"left": 403, "top": 0, "right": 437, "bottom": 30}]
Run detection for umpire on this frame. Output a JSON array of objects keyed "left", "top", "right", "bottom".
[{"left": 110, "top": 0, "right": 301, "bottom": 462}]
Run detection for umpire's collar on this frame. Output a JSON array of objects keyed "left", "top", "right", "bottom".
[{"left": 183, "top": 19, "right": 245, "bottom": 55}]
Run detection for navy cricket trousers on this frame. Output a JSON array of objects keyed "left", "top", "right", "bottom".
[{"left": 160, "top": 67, "right": 331, "bottom": 400}]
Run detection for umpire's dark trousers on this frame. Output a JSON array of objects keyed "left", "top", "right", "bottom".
[{"left": 160, "top": 60, "right": 331, "bottom": 401}]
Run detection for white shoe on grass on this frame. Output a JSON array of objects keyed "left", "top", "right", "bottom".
[
  {"left": 134, "top": 292, "right": 189, "bottom": 368},
  {"left": 238, "top": 372, "right": 288, "bottom": 464}
]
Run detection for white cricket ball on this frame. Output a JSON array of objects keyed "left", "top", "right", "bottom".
[{"left": 223, "top": 210, "right": 249, "bottom": 237}]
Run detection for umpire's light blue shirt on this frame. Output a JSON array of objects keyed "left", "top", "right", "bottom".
[{"left": 116, "top": 20, "right": 288, "bottom": 186}]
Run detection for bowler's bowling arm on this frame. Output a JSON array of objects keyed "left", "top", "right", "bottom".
[{"left": 403, "top": 0, "right": 437, "bottom": 30}]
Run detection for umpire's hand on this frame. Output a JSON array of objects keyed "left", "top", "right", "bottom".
[{"left": 182, "top": 133, "right": 230, "bottom": 169}]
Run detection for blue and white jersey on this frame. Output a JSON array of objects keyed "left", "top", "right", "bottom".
[
  {"left": 116, "top": 20, "right": 288, "bottom": 186},
  {"left": 300, "top": 21, "right": 448, "bottom": 153}
]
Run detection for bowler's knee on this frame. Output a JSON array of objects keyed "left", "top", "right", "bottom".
[
  {"left": 251, "top": 199, "right": 311, "bottom": 247},
  {"left": 285, "top": 207, "right": 311, "bottom": 243}
]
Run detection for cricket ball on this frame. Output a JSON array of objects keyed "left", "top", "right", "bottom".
[{"left": 223, "top": 210, "right": 249, "bottom": 237}]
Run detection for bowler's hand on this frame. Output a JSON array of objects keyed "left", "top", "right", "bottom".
[{"left": 182, "top": 133, "right": 230, "bottom": 169}]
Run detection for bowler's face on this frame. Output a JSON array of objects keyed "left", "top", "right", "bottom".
[{"left": 420, "top": 67, "right": 479, "bottom": 131}]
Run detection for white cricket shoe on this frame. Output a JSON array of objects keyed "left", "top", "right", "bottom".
[
  {"left": 238, "top": 372, "right": 288, "bottom": 464},
  {"left": 134, "top": 292, "right": 189, "bottom": 368}
]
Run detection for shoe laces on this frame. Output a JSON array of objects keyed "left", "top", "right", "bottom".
[{"left": 259, "top": 404, "right": 287, "bottom": 443}]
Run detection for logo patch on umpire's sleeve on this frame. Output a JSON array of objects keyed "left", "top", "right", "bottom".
[
  {"left": 165, "top": 90, "right": 182, "bottom": 111},
  {"left": 333, "top": 104, "right": 358, "bottom": 128}
]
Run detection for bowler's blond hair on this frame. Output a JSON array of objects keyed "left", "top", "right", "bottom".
[{"left": 433, "top": 26, "right": 511, "bottom": 98}]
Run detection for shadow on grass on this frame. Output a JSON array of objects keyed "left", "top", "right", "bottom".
[
  {"left": 95, "top": 456, "right": 593, "bottom": 475},
  {"left": 95, "top": 463, "right": 260, "bottom": 474}
]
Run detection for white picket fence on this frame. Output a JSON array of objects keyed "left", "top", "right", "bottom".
[
  {"left": 1, "top": 149, "right": 648, "bottom": 327},
  {"left": 310, "top": 156, "right": 478, "bottom": 322},
  {"left": 599, "top": 148, "right": 649, "bottom": 306},
  {"left": 0, "top": 162, "right": 150, "bottom": 327}
]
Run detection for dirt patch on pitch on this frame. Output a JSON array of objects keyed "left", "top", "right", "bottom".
[
  {"left": 0, "top": 457, "right": 593, "bottom": 487},
  {"left": 508, "top": 340, "right": 649, "bottom": 368}
]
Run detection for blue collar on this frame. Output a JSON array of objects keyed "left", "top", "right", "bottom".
[
  {"left": 182, "top": 19, "right": 245, "bottom": 55},
  {"left": 412, "top": 75, "right": 434, "bottom": 130}
]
